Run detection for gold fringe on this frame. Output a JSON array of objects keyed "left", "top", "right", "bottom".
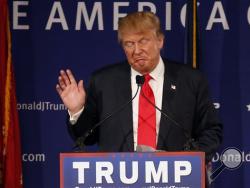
[{"left": 3, "top": 4, "right": 12, "bottom": 156}]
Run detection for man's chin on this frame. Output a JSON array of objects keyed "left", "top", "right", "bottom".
[
  {"left": 132, "top": 60, "right": 147, "bottom": 68},
  {"left": 132, "top": 64, "right": 150, "bottom": 74}
]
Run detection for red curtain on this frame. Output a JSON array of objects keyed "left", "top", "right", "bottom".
[{"left": 0, "top": 0, "right": 23, "bottom": 187}]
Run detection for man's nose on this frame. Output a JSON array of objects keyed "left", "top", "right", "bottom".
[{"left": 134, "top": 43, "right": 142, "bottom": 54}]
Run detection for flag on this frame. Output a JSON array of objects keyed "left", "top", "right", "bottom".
[
  {"left": 184, "top": 0, "right": 200, "bottom": 69},
  {"left": 0, "top": 0, "right": 23, "bottom": 187}
]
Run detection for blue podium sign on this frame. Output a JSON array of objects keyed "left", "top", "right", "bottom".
[{"left": 60, "top": 152, "right": 205, "bottom": 188}]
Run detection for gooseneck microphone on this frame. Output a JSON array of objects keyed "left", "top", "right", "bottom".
[
  {"left": 136, "top": 75, "right": 197, "bottom": 151},
  {"left": 74, "top": 75, "right": 144, "bottom": 151},
  {"left": 136, "top": 74, "right": 145, "bottom": 86}
]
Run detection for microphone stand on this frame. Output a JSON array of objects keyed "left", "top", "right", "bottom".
[
  {"left": 138, "top": 75, "right": 198, "bottom": 151},
  {"left": 74, "top": 75, "right": 144, "bottom": 151}
]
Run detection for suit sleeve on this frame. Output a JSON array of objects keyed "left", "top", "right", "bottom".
[
  {"left": 192, "top": 73, "right": 223, "bottom": 162},
  {"left": 67, "top": 74, "right": 100, "bottom": 145}
]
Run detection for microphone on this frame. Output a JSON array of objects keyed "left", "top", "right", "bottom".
[
  {"left": 138, "top": 75, "right": 198, "bottom": 151},
  {"left": 74, "top": 75, "right": 143, "bottom": 151},
  {"left": 136, "top": 75, "right": 145, "bottom": 86}
]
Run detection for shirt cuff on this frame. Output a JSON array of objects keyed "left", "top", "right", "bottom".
[{"left": 68, "top": 107, "right": 84, "bottom": 125}]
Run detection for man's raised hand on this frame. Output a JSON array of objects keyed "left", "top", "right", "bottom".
[{"left": 56, "top": 69, "right": 86, "bottom": 114}]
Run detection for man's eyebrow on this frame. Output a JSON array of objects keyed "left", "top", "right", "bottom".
[{"left": 123, "top": 36, "right": 147, "bottom": 42}]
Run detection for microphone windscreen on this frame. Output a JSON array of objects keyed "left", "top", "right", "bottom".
[{"left": 136, "top": 75, "right": 145, "bottom": 86}]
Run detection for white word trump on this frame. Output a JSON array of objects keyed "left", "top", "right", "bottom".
[{"left": 72, "top": 160, "right": 192, "bottom": 185}]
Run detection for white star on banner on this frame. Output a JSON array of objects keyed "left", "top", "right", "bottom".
[{"left": 247, "top": 104, "right": 250, "bottom": 111}]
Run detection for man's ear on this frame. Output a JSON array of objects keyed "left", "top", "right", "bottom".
[{"left": 158, "top": 35, "right": 164, "bottom": 49}]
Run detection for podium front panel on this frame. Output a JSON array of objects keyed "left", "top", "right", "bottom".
[{"left": 60, "top": 152, "right": 205, "bottom": 188}]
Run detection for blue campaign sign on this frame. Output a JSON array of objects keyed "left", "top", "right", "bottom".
[{"left": 60, "top": 152, "right": 205, "bottom": 188}]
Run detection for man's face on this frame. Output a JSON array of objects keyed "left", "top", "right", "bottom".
[{"left": 121, "top": 30, "right": 164, "bottom": 74}]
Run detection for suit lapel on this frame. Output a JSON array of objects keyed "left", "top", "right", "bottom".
[
  {"left": 157, "top": 61, "right": 177, "bottom": 150},
  {"left": 114, "top": 64, "right": 134, "bottom": 151}
]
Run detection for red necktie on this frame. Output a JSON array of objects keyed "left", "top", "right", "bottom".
[{"left": 138, "top": 74, "right": 156, "bottom": 149}]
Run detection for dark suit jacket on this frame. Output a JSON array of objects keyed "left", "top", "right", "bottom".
[{"left": 68, "top": 59, "right": 222, "bottom": 162}]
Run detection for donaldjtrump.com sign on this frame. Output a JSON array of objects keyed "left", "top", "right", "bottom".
[{"left": 60, "top": 152, "right": 205, "bottom": 188}]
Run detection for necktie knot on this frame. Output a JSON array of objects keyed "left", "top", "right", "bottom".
[{"left": 144, "top": 74, "right": 152, "bottom": 83}]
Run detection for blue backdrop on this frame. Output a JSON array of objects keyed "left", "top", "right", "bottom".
[{"left": 9, "top": 0, "right": 250, "bottom": 187}]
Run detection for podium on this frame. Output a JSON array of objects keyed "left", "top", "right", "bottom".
[{"left": 60, "top": 152, "right": 205, "bottom": 188}]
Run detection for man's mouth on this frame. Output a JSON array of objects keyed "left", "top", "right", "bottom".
[{"left": 134, "top": 58, "right": 147, "bottom": 64}]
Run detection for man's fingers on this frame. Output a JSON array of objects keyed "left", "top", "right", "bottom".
[
  {"left": 56, "top": 84, "right": 62, "bottom": 95},
  {"left": 78, "top": 80, "right": 85, "bottom": 93},
  {"left": 58, "top": 76, "right": 66, "bottom": 89},
  {"left": 66, "top": 69, "right": 77, "bottom": 85},
  {"left": 60, "top": 70, "right": 71, "bottom": 86}
]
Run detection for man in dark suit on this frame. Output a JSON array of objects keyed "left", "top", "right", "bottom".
[{"left": 56, "top": 12, "right": 222, "bottom": 163}]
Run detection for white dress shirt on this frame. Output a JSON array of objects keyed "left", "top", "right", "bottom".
[
  {"left": 131, "top": 57, "right": 165, "bottom": 150},
  {"left": 69, "top": 57, "right": 165, "bottom": 150}
]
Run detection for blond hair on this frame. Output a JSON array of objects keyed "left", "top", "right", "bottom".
[{"left": 118, "top": 11, "right": 164, "bottom": 43}]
